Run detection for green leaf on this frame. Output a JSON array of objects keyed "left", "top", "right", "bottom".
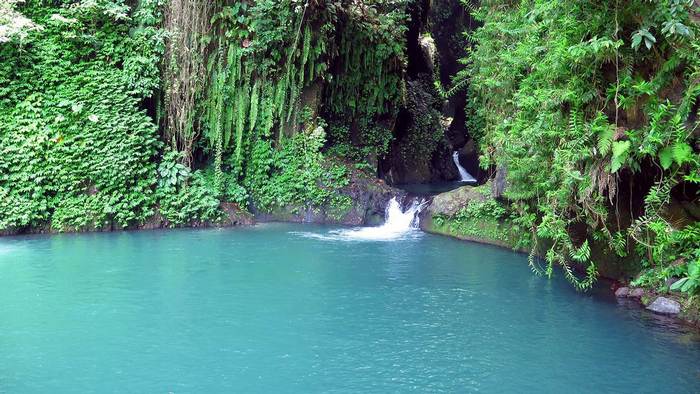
[
  {"left": 659, "top": 146, "right": 674, "bottom": 170},
  {"left": 610, "top": 141, "right": 630, "bottom": 173},
  {"left": 689, "top": 262, "right": 699, "bottom": 277},
  {"left": 631, "top": 28, "right": 656, "bottom": 51},
  {"left": 612, "top": 140, "right": 630, "bottom": 158},
  {"left": 670, "top": 277, "right": 687, "bottom": 291},
  {"left": 631, "top": 32, "right": 643, "bottom": 50},
  {"left": 681, "top": 279, "right": 694, "bottom": 293},
  {"left": 597, "top": 127, "right": 613, "bottom": 156},
  {"left": 672, "top": 142, "right": 692, "bottom": 165}
]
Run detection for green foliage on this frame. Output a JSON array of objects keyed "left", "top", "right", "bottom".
[
  {"left": 1, "top": 1, "right": 410, "bottom": 231},
  {"left": 175, "top": 1, "right": 408, "bottom": 214},
  {"left": 670, "top": 261, "right": 700, "bottom": 295},
  {"left": 632, "top": 222, "right": 700, "bottom": 292},
  {"left": 324, "top": 2, "right": 407, "bottom": 118},
  {"left": 156, "top": 169, "right": 222, "bottom": 226},
  {"left": 196, "top": 0, "right": 344, "bottom": 211},
  {"left": 158, "top": 151, "right": 191, "bottom": 189},
  {"left": 399, "top": 78, "right": 444, "bottom": 162},
  {"left": 0, "top": 1, "right": 164, "bottom": 231},
  {"left": 432, "top": 194, "right": 531, "bottom": 250},
  {"left": 248, "top": 121, "right": 350, "bottom": 213},
  {"left": 466, "top": 0, "right": 700, "bottom": 289},
  {"left": 326, "top": 119, "right": 393, "bottom": 165}
]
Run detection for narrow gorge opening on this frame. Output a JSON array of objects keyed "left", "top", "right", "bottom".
[{"left": 379, "top": 0, "right": 485, "bottom": 187}]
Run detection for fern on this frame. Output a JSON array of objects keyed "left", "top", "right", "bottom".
[
  {"left": 597, "top": 128, "right": 614, "bottom": 156},
  {"left": 659, "top": 145, "right": 674, "bottom": 169},
  {"left": 672, "top": 142, "right": 693, "bottom": 166}
]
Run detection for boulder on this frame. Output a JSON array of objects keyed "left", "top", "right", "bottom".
[
  {"left": 646, "top": 297, "right": 681, "bottom": 315},
  {"left": 614, "top": 287, "right": 630, "bottom": 297},
  {"left": 253, "top": 166, "right": 401, "bottom": 226},
  {"left": 424, "top": 184, "right": 488, "bottom": 217}
]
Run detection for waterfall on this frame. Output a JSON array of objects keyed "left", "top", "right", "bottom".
[
  {"left": 292, "top": 197, "right": 426, "bottom": 241},
  {"left": 381, "top": 197, "right": 425, "bottom": 232},
  {"left": 453, "top": 151, "right": 477, "bottom": 183},
  {"left": 334, "top": 197, "right": 426, "bottom": 240}
]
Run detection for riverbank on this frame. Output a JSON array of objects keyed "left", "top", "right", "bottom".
[
  {"left": 417, "top": 183, "right": 700, "bottom": 328},
  {"left": 0, "top": 164, "right": 400, "bottom": 236},
  {"left": 2, "top": 180, "right": 698, "bottom": 328}
]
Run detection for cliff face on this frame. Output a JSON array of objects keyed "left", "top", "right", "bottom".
[{"left": 380, "top": 0, "right": 485, "bottom": 185}]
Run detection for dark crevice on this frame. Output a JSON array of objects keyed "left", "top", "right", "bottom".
[{"left": 382, "top": 0, "right": 484, "bottom": 185}]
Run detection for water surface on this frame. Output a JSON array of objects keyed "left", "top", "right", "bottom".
[
  {"left": 397, "top": 181, "right": 470, "bottom": 195},
  {"left": 1, "top": 224, "right": 698, "bottom": 393}
]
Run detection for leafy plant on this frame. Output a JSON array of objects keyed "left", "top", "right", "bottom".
[
  {"left": 158, "top": 151, "right": 191, "bottom": 189},
  {"left": 671, "top": 261, "right": 700, "bottom": 295},
  {"left": 464, "top": 0, "right": 699, "bottom": 289}
]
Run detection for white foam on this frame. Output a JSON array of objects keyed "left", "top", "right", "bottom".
[{"left": 291, "top": 197, "right": 426, "bottom": 242}]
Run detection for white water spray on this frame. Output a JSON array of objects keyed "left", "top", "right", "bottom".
[
  {"left": 380, "top": 197, "right": 425, "bottom": 232},
  {"left": 293, "top": 197, "right": 426, "bottom": 241},
  {"left": 453, "top": 151, "right": 477, "bottom": 183}
]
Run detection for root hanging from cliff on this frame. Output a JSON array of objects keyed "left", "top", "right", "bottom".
[{"left": 162, "top": 0, "right": 216, "bottom": 166}]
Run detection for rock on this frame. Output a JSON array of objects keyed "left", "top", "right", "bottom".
[
  {"left": 440, "top": 116, "right": 453, "bottom": 130},
  {"left": 424, "top": 184, "right": 488, "bottom": 217},
  {"left": 419, "top": 35, "right": 437, "bottom": 72},
  {"left": 253, "top": 167, "right": 401, "bottom": 226},
  {"left": 646, "top": 297, "right": 681, "bottom": 315},
  {"left": 492, "top": 165, "right": 508, "bottom": 198},
  {"left": 384, "top": 76, "right": 444, "bottom": 183},
  {"left": 629, "top": 288, "right": 645, "bottom": 298},
  {"left": 615, "top": 287, "right": 630, "bottom": 297},
  {"left": 220, "top": 203, "right": 255, "bottom": 226}
]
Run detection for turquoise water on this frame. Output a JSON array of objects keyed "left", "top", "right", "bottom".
[
  {"left": 397, "top": 181, "right": 468, "bottom": 195},
  {"left": 1, "top": 224, "right": 699, "bottom": 393}
]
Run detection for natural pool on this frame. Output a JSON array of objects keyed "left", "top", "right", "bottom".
[{"left": 1, "top": 223, "right": 699, "bottom": 393}]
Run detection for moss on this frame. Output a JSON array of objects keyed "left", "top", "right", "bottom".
[
  {"left": 425, "top": 210, "right": 529, "bottom": 251},
  {"left": 326, "top": 195, "right": 354, "bottom": 221},
  {"left": 680, "top": 296, "right": 700, "bottom": 325}
]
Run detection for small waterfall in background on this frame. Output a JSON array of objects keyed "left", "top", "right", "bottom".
[
  {"left": 452, "top": 151, "right": 477, "bottom": 183},
  {"left": 293, "top": 197, "right": 426, "bottom": 241}
]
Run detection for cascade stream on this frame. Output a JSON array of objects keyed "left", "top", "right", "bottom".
[{"left": 452, "top": 151, "right": 477, "bottom": 183}]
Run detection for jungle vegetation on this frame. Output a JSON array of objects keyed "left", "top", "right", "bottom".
[
  {"left": 1, "top": 0, "right": 408, "bottom": 229},
  {"left": 460, "top": 0, "right": 700, "bottom": 291}
]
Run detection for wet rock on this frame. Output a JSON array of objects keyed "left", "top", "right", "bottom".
[
  {"left": 220, "top": 203, "right": 255, "bottom": 226},
  {"left": 615, "top": 287, "right": 630, "bottom": 297},
  {"left": 384, "top": 76, "right": 444, "bottom": 183},
  {"left": 646, "top": 297, "right": 681, "bottom": 315},
  {"left": 629, "top": 288, "right": 645, "bottom": 298}
]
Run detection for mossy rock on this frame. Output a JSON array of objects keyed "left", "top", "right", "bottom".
[
  {"left": 425, "top": 184, "right": 490, "bottom": 217},
  {"left": 421, "top": 183, "right": 527, "bottom": 250}
]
